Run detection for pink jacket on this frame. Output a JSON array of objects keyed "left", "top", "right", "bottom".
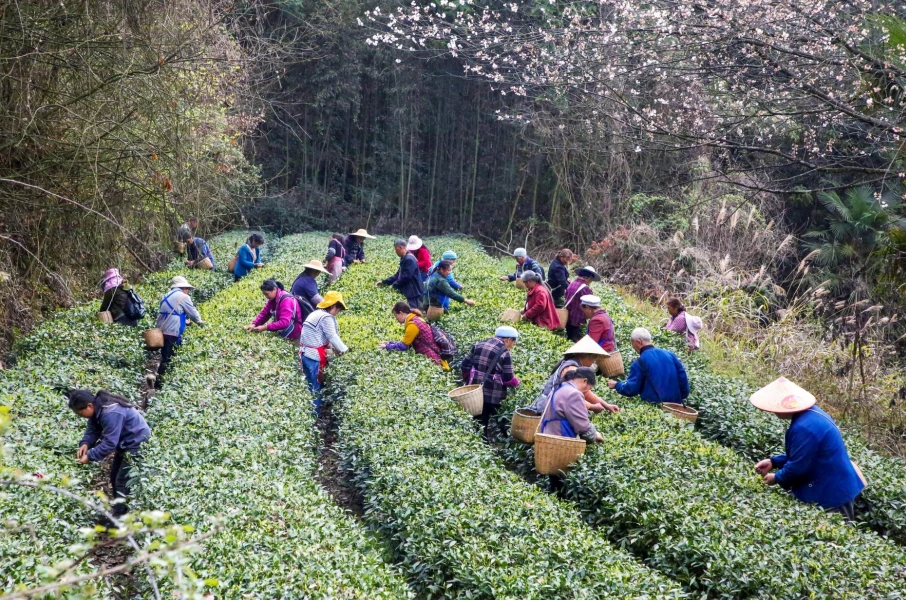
[
  {"left": 665, "top": 310, "right": 701, "bottom": 350},
  {"left": 253, "top": 290, "right": 302, "bottom": 341}
]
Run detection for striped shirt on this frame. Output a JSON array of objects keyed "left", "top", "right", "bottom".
[{"left": 299, "top": 309, "right": 348, "bottom": 360}]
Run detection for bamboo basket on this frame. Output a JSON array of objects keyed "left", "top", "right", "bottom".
[
  {"left": 661, "top": 402, "right": 699, "bottom": 424},
  {"left": 514, "top": 278, "right": 526, "bottom": 290},
  {"left": 500, "top": 308, "right": 521, "bottom": 323},
  {"left": 556, "top": 308, "right": 568, "bottom": 330},
  {"left": 96, "top": 311, "right": 114, "bottom": 324},
  {"left": 534, "top": 431, "right": 587, "bottom": 475},
  {"left": 510, "top": 408, "right": 541, "bottom": 444},
  {"left": 142, "top": 328, "right": 165, "bottom": 349},
  {"left": 596, "top": 351, "right": 625, "bottom": 377},
  {"left": 195, "top": 257, "right": 214, "bottom": 270},
  {"left": 173, "top": 241, "right": 186, "bottom": 254},
  {"left": 426, "top": 306, "right": 445, "bottom": 322},
  {"left": 852, "top": 461, "right": 868, "bottom": 487},
  {"left": 449, "top": 384, "right": 484, "bottom": 416}
]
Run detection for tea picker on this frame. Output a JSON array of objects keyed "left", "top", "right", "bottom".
[
  {"left": 606, "top": 327, "right": 689, "bottom": 405},
  {"left": 525, "top": 335, "right": 620, "bottom": 416},
  {"left": 520, "top": 271, "right": 560, "bottom": 331},
  {"left": 246, "top": 279, "right": 303, "bottom": 341},
  {"left": 460, "top": 326, "right": 521, "bottom": 440},
  {"left": 377, "top": 238, "right": 424, "bottom": 310},
  {"left": 68, "top": 389, "right": 151, "bottom": 517},
  {"left": 380, "top": 301, "right": 450, "bottom": 369},
  {"left": 425, "top": 260, "right": 475, "bottom": 315},
  {"left": 563, "top": 267, "right": 600, "bottom": 342},
  {"left": 98, "top": 268, "right": 145, "bottom": 327},
  {"left": 751, "top": 377, "right": 865, "bottom": 522},
  {"left": 499, "top": 247, "right": 544, "bottom": 283},
  {"left": 182, "top": 232, "right": 216, "bottom": 270},
  {"left": 151, "top": 276, "right": 204, "bottom": 389},
  {"left": 343, "top": 228, "right": 376, "bottom": 265},
  {"left": 299, "top": 291, "right": 348, "bottom": 415}
]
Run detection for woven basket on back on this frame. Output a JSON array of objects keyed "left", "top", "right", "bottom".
[
  {"left": 660, "top": 402, "right": 699, "bottom": 424},
  {"left": 173, "top": 241, "right": 186, "bottom": 254},
  {"left": 500, "top": 308, "right": 521, "bottom": 323},
  {"left": 449, "top": 384, "right": 484, "bottom": 416},
  {"left": 514, "top": 278, "right": 526, "bottom": 290},
  {"left": 534, "top": 431, "right": 587, "bottom": 475},
  {"left": 195, "top": 257, "right": 213, "bottom": 270},
  {"left": 510, "top": 408, "right": 541, "bottom": 444},
  {"left": 596, "top": 351, "right": 625, "bottom": 377},
  {"left": 143, "top": 328, "right": 165, "bottom": 349},
  {"left": 555, "top": 308, "right": 568, "bottom": 330},
  {"left": 426, "top": 306, "right": 445, "bottom": 322},
  {"left": 96, "top": 311, "right": 114, "bottom": 324}
]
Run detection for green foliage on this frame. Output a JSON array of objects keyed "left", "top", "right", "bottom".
[
  {"left": 627, "top": 193, "right": 690, "bottom": 233},
  {"left": 133, "top": 233, "right": 410, "bottom": 599},
  {"left": 328, "top": 236, "right": 684, "bottom": 598},
  {"left": 0, "top": 232, "right": 247, "bottom": 598}
]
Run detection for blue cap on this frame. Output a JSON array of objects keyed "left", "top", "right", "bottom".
[
  {"left": 442, "top": 250, "right": 458, "bottom": 260},
  {"left": 495, "top": 326, "right": 519, "bottom": 339}
]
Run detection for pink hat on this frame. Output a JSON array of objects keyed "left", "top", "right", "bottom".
[{"left": 100, "top": 268, "right": 124, "bottom": 292}]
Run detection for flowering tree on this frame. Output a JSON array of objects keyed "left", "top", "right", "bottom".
[{"left": 367, "top": 0, "right": 906, "bottom": 193}]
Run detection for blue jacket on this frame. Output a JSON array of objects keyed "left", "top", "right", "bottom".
[
  {"left": 80, "top": 401, "right": 151, "bottom": 462},
  {"left": 507, "top": 256, "right": 544, "bottom": 282},
  {"left": 547, "top": 257, "right": 570, "bottom": 303},
  {"left": 233, "top": 244, "right": 259, "bottom": 278},
  {"left": 188, "top": 237, "right": 216, "bottom": 269},
  {"left": 382, "top": 252, "right": 424, "bottom": 301},
  {"left": 615, "top": 345, "right": 689, "bottom": 404},
  {"left": 771, "top": 406, "right": 864, "bottom": 509}
]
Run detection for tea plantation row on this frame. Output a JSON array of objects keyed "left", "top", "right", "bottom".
[
  {"left": 592, "top": 285, "right": 906, "bottom": 546},
  {"left": 328, "top": 237, "right": 685, "bottom": 598},
  {"left": 333, "top": 236, "right": 906, "bottom": 598},
  {"left": 0, "top": 231, "right": 250, "bottom": 597},
  {"left": 133, "top": 233, "right": 411, "bottom": 598}
]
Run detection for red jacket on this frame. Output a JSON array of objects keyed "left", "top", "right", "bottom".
[
  {"left": 523, "top": 284, "right": 560, "bottom": 331},
  {"left": 413, "top": 246, "right": 432, "bottom": 274}
]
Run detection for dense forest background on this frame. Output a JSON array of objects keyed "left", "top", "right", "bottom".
[{"left": 3, "top": 0, "right": 906, "bottom": 443}]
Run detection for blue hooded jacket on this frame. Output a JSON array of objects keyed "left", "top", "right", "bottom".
[
  {"left": 615, "top": 345, "right": 689, "bottom": 404},
  {"left": 80, "top": 400, "right": 151, "bottom": 462},
  {"left": 771, "top": 406, "right": 864, "bottom": 509}
]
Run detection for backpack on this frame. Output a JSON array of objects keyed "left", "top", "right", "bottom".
[
  {"left": 124, "top": 289, "right": 146, "bottom": 320},
  {"left": 274, "top": 294, "right": 307, "bottom": 339},
  {"left": 429, "top": 323, "right": 457, "bottom": 360}
]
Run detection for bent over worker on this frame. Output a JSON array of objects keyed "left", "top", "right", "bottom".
[
  {"left": 527, "top": 336, "right": 620, "bottom": 415},
  {"left": 461, "top": 326, "right": 521, "bottom": 440},
  {"left": 752, "top": 377, "right": 864, "bottom": 521},
  {"left": 300, "top": 291, "right": 348, "bottom": 415},
  {"left": 154, "top": 276, "right": 203, "bottom": 388},
  {"left": 377, "top": 238, "right": 424, "bottom": 309},
  {"left": 607, "top": 327, "right": 689, "bottom": 404}
]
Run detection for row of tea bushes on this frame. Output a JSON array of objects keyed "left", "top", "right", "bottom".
[
  {"left": 134, "top": 233, "right": 412, "bottom": 599},
  {"left": 327, "top": 237, "right": 686, "bottom": 599},
  {"left": 377, "top": 237, "right": 906, "bottom": 597},
  {"left": 594, "top": 285, "right": 906, "bottom": 545},
  {"left": 0, "top": 231, "right": 258, "bottom": 597}
]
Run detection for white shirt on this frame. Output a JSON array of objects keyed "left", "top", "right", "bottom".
[{"left": 299, "top": 309, "right": 348, "bottom": 360}]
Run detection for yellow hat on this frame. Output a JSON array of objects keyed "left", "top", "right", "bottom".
[
  {"left": 317, "top": 290, "right": 347, "bottom": 311},
  {"left": 749, "top": 377, "right": 816, "bottom": 414},
  {"left": 564, "top": 335, "right": 608, "bottom": 356}
]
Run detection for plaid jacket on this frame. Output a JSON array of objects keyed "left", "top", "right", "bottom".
[{"left": 461, "top": 337, "right": 514, "bottom": 405}]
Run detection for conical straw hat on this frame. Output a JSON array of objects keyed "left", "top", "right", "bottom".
[
  {"left": 349, "top": 228, "right": 376, "bottom": 239},
  {"left": 303, "top": 259, "right": 328, "bottom": 274},
  {"left": 564, "top": 335, "right": 608, "bottom": 356},
  {"left": 749, "top": 376, "right": 816, "bottom": 414}
]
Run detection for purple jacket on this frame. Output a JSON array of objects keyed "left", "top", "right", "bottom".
[
  {"left": 540, "top": 382, "right": 598, "bottom": 442},
  {"left": 253, "top": 290, "right": 302, "bottom": 340},
  {"left": 564, "top": 280, "right": 593, "bottom": 327}
]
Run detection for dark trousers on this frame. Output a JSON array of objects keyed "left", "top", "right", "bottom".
[
  {"left": 552, "top": 289, "right": 565, "bottom": 308},
  {"left": 474, "top": 401, "right": 506, "bottom": 441},
  {"left": 829, "top": 501, "right": 856, "bottom": 522},
  {"left": 157, "top": 334, "right": 179, "bottom": 376},
  {"left": 566, "top": 324, "right": 584, "bottom": 343},
  {"left": 110, "top": 449, "right": 135, "bottom": 516},
  {"left": 407, "top": 296, "right": 422, "bottom": 311}
]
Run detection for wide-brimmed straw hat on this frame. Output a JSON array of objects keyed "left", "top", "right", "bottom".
[
  {"left": 100, "top": 268, "right": 124, "bottom": 292},
  {"left": 749, "top": 377, "right": 816, "bottom": 414},
  {"left": 406, "top": 235, "right": 424, "bottom": 251},
  {"left": 170, "top": 276, "right": 195, "bottom": 290},
  {"left": 564, "top": 335, "right": 607, "bottom": 356},
  {"left": 317, "top": 290, "right": 347, "bottom": 311},
  {"left": 303, "top": 259, "right": 328, "bottom": 274},
  {"left": 575, "top": 266, "right": 601, "bottom": 281},
  {"left": 349, "top": 228, "right": 376, "bottom": 239}
]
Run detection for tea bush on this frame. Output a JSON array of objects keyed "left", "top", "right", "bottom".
[
  {"left": 133, "top": 233, "right": 411, "bottom": 598},
  {"left": 594, "top": 285, "right": 906, "bottom": 545},
  {"left": 327, "top": 236, "right": 685, "bottom": 599},
  {"left": 0, "top": 231, "right": 261, "bottom": 597}
]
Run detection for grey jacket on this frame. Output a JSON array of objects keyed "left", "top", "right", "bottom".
[{"left": 155, "top": 288, "right": 202, "bottom": 336}]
